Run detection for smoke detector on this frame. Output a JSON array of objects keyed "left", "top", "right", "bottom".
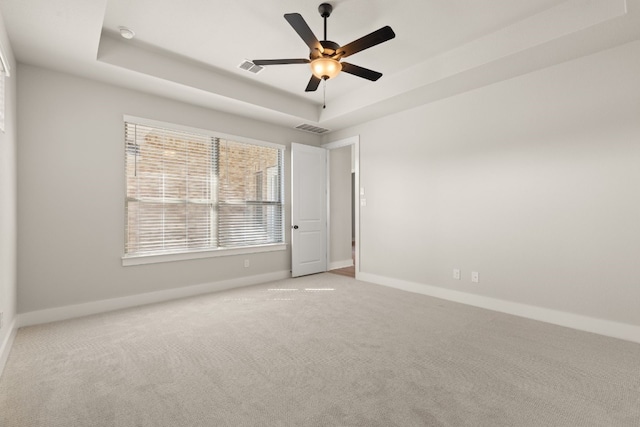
[{"left": 119, "top": 26, "right": 135, "bottom": 40}]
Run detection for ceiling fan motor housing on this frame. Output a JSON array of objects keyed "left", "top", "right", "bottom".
[{"left": 311, "top": 40, "right": 340, "bottom": 60}]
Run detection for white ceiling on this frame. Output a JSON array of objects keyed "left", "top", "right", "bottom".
[{"left": 1, "top": 0, "right": 639, "bottom": 133}]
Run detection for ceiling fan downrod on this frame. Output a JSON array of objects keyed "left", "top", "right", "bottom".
[{"left": 319, "top": 3, "right": 332, "bottom": 41}]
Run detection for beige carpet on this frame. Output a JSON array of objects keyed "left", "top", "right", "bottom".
[{"left": 1, "top": 273, "right": 639, "bottom": 426}]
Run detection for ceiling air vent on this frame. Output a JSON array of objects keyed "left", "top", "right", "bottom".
[
  {"left": 295, "top": 123, "right": 330, "bottom": 135},
  {"left": 238, "top": 59, "right": 264, "bottom": 74}
]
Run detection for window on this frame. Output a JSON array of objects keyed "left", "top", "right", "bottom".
[{"left": 124, "top": 118, "right": 284, "bottom": 262}]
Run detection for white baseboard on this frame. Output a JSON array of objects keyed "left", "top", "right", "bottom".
[
  {"left": 329, "top": 259, "right": 354, "bottom": 270},
  {"left": 358, "top": 272, "right": 640, "bottom": 344},
  {"left": 0, "top": 318, "right": 18, "bottom": 378},
  {"left": 17, "top": 270, "right": 291, "bottom": 328}
]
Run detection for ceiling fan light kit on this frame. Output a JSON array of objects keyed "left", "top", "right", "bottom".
[
  {"left": 252, "top": 2, "right": 395, "bottom": 93},
  {"left": 311, "top": 57, "right": 341, "bottom": 79}
]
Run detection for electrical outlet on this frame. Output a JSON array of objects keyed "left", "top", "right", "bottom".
[
  {"left": 471, "top": 271, "right": 479, "bottom": 283},
  {"left": 244, "top": 259, "right": 250, "bottom": 268},
  {"left": 453, "top": 269, "right": 461, "bottom": 280}
]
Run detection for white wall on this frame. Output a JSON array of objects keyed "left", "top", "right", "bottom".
[
  {"left": 328, "top": 40, "right": 640, "bottom": 330},
  {"left": 17, "top": 64, "right": 321, "bottom": 314},
  {"left": 0, "top": 8, "right": 17, "bottom": 370},
  {"left": 329, "top": 145, "right": 352, "bottom": 268}
]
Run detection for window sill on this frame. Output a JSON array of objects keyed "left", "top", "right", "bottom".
[{"left": 122, "top": 243, "right": 287, "bottom": 266}]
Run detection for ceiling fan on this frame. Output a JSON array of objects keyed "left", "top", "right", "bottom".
[{"left": 252, "top": 3, "right": 396, "bottom": 92}]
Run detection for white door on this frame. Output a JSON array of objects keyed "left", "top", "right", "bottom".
[{"left": 291, "top": 143, "right": 327, "bottom": 277}]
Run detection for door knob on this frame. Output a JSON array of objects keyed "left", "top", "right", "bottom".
[{"left": 293, "top": 225, "right": 299, "bottom": 229}]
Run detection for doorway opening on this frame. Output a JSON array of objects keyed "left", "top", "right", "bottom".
[{"left": 324, "top": 136, "right": 359, "bottom": 279}]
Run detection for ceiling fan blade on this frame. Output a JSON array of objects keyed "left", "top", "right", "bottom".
[
  {"left": 284, "top": 13, "right": 324, "bottom": 54},
  {"left": 305, "top": 75, "right": 322, "bottom": 92},
  {"left": 253, "top": 59, "right": 310, "bottom": 66},
  {"left": 337, "top": 26, "right": 395, "bottom": 58},
  {"left": 340, "top": 62, "right": 383, "bottom": 81}
]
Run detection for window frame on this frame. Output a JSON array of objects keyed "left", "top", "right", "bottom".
[{"left": 121, "top": 115, "right": 287, "bottom": 266}]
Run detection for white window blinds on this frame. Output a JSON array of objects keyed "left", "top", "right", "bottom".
[{"left": 125, "top": 121, "right": 284, "bottom": 256}]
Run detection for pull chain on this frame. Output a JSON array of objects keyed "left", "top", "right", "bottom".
[{"left": 323, "top": 78, "right": 326, "bottom": 109}]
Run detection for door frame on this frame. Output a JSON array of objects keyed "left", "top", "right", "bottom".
[{"left": 322, "top": 135, "right": 360, "bottom": 279}]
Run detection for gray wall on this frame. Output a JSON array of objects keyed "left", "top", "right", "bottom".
[
  {"left": 327, "top": 40, "right": 640, "bottom": 326},
  {"left": 0, "top": 9, "right": 17, "bottom": 353},
  {"left": 17, "top": 64, "right": 321, "bottom": 313},
  {"left": 329, "top": 145, "right": 352, "bottom": 267}
]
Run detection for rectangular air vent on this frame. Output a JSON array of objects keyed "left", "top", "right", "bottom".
[
  {"left": 295, "top": 123, "right": 330, "bottom": 135},
  {"left": 238, "top": 59, "right": 264, "bottom": 74}
]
